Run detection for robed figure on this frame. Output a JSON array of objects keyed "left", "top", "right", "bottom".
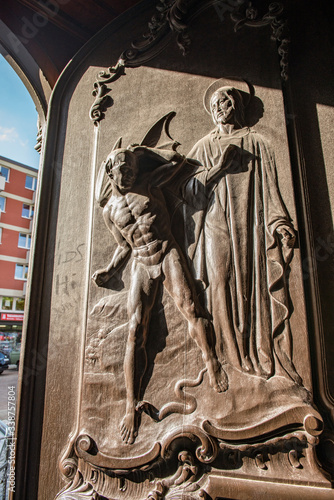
[{"left": 183, "top": 83, "right": 302, "bottom": 385}]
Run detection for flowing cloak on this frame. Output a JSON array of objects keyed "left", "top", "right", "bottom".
[{"left": 183, "top": 127, "right": 300, "bottom": 382}]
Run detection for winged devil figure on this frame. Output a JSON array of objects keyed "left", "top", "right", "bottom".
[{"left": 91, "top": 112, "right": 236, "bottom": 444}]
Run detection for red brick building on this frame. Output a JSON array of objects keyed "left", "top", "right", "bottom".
[{"left": 0, "top": 155, "right": 37, "bottom": 339}]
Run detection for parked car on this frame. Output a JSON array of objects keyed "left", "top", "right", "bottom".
[
  {"left": 0, "top": 352, "right": 10, "bottom": 374},
  {"left": 0, "top": 341, "right": 12, "bottom": 355},
  {"left": 9, "top": 348, "right": 20, "bottom": 370}
]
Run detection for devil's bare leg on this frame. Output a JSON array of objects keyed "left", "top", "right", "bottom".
[
  {"left": 121, "top": 263, "right": 159, "bottom": 444},
  {"left": 162, "top": 247, "right": 228, "bottom": 392}
]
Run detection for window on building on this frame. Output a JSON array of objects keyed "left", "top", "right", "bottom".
[
  {"left": 25, "top": 175, "right": 37, "bottom": 191},
  {"left": 0, "top": 297, "right": 25, "bottom": 312},
  {"left": 14, "top": 264, "right": 28, "bottom": 280},
  {"left": 0, "top": 196, "right": 6, "bottom": 212},
  {"left": 18, "top": 233, "right": 31, "bottom": 249},
  {"left": 15, "top": 298, "right": 25, "bottom": 311},
  {"left": 1, "top": 297, "right": 13, "bottom": 310},
  {"left": 22, "top": 203, "right": 34, "bottom": 219},
  {"left": 0, "top": 166, "right": 9, "bottom": 182}
]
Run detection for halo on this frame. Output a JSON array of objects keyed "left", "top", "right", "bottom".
[{"left": 203, "top": 77, "right": 255, "bottom": 115}]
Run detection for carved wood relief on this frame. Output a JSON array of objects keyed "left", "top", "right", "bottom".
[
  {"left": 53, "top": 1, "right": 333, "bottom": 498},
  {"left": 89, "top": 0, "right": 289, "bottom": 125}
]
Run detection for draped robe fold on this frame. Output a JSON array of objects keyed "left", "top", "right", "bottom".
[{"left": 183, "top": 127, "right": 300, "bottom": 382}]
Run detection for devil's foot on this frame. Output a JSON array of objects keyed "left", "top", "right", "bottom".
[
  {"left": 207, "top": 359, "right": 228, "bottom": 393},
  {"left": 120, "top": 409, "right": 139, "bottom": 445}
]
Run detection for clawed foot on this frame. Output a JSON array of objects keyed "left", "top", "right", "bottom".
[
  {"left": 207, "top": 359, "right": 228, "bottom": 393},
  {"left": 120, "top": 409, "right": 139, "bottom": 445}
]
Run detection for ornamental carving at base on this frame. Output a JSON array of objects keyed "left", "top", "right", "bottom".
[{"left": 57, "top": 78, "right": 330, "bottom": 499}]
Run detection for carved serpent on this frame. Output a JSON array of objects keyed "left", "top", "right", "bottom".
[{"left": 136, "top": 368, "right": 207, "bottom": 422}]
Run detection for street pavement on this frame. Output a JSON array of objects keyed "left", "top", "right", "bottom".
[{"left": 0, "top": 367, "right": 18, "bottom": 424}]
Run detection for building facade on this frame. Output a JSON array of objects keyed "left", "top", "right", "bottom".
[{"left": 0, "top": 155, "right": 37, "bottom": 341}]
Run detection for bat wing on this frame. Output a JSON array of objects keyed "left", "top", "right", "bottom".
[
  {"left": 95, "top": 137, "right": 122, "bottom": 206},
  {"left": 140, "top": 112, "right": 180, "bottom": 150},
  {"left": 95, "top": 160, "right": 112, "bottom": 207}
]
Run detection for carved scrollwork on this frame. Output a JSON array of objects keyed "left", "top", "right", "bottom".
[
  {"left": 166, "top": 0, "right": 192, "bottom": 55},
  {"left": 60, "top": 457, "right": 79, "bottom": 480},
  {"left": 55, "top": 471, "right": 100, "bottom": 500},
  {"left": 89, "top": 59, "right": 125, "bottom": 124},
  {"left": 218, "top": 430, "right": 309, "bottom": 471},
  {"left": 161, "top": 425, "right": 219, "bottom": 464},
  {"left": 57, "top": 425, "right": 327, "bottom": 499},
  {"left": 75, "top": 432, "right": 162, "bottom": 470},
  {"left": 90, "top": 0, "right": 289, "bottom": 124},
  {"left": 163, "top": 451, "right": 199, "bottom": 487},
  {"left": 59, "top": 437, "right": 213, "bottom": 499},
  {"left": 231, "top": 1, "right": 289, "bottom": 80},
  {"left": 255, "top": 453, "right": 268, "bottom": 470},
  {"left": 147, "top": 486, "right": 165, "bottom": 500},
  {"left": 203, "top": 405, "right": 324, "bottom": 442},
  {"left": 304, "top": 414, "right": 324, "bottom": 439},
  {"left": 90, "top": 0, "right": 176, "bottom": 124},
  {"left": 147, "top": 450, "right": 209, "bottom": 500},
  {"left": 76, "top": 434, "right": 94, "bottom": 453},
  {"left": 288, "top": 449, "right": 302, "bottom": 469},
  {"left": 59, "top": 441, "right": 78, "bottom": 481}
]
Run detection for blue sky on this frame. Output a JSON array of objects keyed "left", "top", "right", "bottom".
[{"left": 0, "top": 54, "right": 40, "bottom": 169}]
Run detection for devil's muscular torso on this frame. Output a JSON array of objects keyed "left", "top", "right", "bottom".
[{"left": 104, "top": 185, "right": 174, "bottom": 250}]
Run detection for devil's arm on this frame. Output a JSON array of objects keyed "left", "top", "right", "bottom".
[
  {"left": 92, "top": 209, "right": 131, "bottom": 286},
  {"left": 150, "top": 152, "right": 187, "bottom": 187}
]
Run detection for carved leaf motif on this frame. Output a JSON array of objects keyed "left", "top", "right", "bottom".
[
  {"left": 147, "top": 461, "right": 206, "bottom": 500},
  {"left": 56, "top": 472, "right": 99, "bottom": 500},
  {"left": 90, "top": 0, "right": 289, "bottom": 124},
  {"left": 231, "top": 1, "right": 289, "bottom": 80}
]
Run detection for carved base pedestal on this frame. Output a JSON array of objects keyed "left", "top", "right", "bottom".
[{"left": 56, "top": 410, "right": 332, "bottom": 500}]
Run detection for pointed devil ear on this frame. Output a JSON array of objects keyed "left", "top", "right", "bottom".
[
  {"left": 105, "top": 158, "right": 113, "bottom": 176},
  {"left": 112, "top": 137, "right": 122, "bottom": 150}
]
